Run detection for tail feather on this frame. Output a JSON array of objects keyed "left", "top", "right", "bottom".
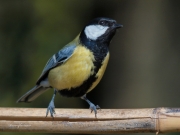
[{"left": 17, "top": 85, "right": 49, "bottom": 103}]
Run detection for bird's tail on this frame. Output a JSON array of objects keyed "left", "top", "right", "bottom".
[{"left": 17, "top": 85, "right": 49, "bottom": 103}]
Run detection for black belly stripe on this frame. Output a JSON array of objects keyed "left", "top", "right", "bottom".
[
  {"left": 59, "top": 51, "right": 108, "bottom": 97},
  {"left": 59, "top": 31, "right": 109, "bottom": 97},
  {"left": 59, "top": 72, "right": 97, "bottom": 97}
]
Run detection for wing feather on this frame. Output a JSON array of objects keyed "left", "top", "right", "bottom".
[{"left": 36, "top": 44, "right": 76, "bottom": 84}]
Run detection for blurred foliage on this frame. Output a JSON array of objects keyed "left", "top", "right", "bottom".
[{"left": 0, "top": 0, "right": 180, "bottom": 135}]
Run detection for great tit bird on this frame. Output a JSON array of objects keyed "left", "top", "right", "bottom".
[{"left": 17, "top": 17, "right": 123, "bottom": 117}]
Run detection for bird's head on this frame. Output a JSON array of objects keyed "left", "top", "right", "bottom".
[{"left": 81, "top": 17, "right": 123, "bottom": 43}]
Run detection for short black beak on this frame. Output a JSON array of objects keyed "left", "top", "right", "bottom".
[{"left": 114, "top": 23, "right": 123, "bottom": 28}]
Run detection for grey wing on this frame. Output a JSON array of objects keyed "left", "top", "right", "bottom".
[{"left": 36, "top": 44, "right": 76, "bottom": 84}]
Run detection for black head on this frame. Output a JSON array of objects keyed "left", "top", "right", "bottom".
[{"left": 80, "top": 17, "right": 123, "bottom": 44}]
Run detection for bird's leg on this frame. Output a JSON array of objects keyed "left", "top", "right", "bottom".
[
  {"left": 81, "top": 94, "right": 100, "bottom": 117},
  {"left": 46, "top": 89, "right": 57, "bottom": 117}
]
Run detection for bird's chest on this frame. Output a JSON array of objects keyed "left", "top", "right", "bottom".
[
  {"left": 87, "top": 52, "right": 109, "bottom": 93},
  {"left": 48, "top": 46, "right": 96, "bottom": 90}
]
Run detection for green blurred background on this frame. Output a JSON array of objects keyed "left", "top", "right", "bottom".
[{"left": 1, "top": 0, "right": 180, "bottom": 135}]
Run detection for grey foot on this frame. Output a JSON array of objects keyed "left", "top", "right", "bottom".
[
  {"left": 89, "top": 103, "right": 101, "bottom": 117},
  {"left": 46, "top": 89, "right": 57, "bottom": 117},
  {"left": 81, "top": 94, "right": 101, "bottom": 117},
  {"left": 46, "top": 99, "right": 56, "bottom": 117}
]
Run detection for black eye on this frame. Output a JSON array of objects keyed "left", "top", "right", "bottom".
[{"left": 99, "top": 20, "right": 105, "bottom": 25}]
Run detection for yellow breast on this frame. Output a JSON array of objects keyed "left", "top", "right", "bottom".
[
  {"left": 87, "top": 52, "right": 110, "bottom": 93},
  {"left": 48, "top": 45, "right": 95, "bottom": 90}
]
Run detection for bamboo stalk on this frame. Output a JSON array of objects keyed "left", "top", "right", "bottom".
[{"left": 0, "top": 107, "right": 180, "bottom": 134}]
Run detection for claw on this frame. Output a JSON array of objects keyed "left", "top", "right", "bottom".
[
  {"left": 89, "top": 104, "right": 100, "bottom": 117},
  {"left": 81, "top": 94, "right": 101, "bottom": 118},
  {"left": 46, "top": 89, "right": 57, "bottom": 118},
  {"left": 46, "top": 99, "right": 56, "bottom": 117}
]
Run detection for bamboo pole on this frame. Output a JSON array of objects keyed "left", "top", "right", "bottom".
[{"left": 0, "top": 107, "right": 180, "bottom": 134}]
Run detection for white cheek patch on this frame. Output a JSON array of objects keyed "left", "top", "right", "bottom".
[{"left": 84, "top": 25, "right": 109, "bottom": 40}]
